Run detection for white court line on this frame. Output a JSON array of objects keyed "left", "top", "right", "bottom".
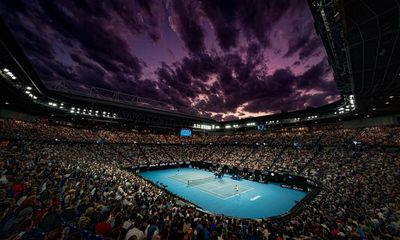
[
  {"left": 167, "top": 174, "right": 255, "bottom": 200},
  {"left": 195, "top": 183, "right": 253, "bottom": 200},
  {"left": 206, "top": 184, "right": 233, "bottom": 191},
  {"left": 199, "top": 181, "right": 236, "bottom": 191},
  {"left": 168, "top": 176, "right": 229, "bottom": 200},
  {"left": 190, "top": 185, "right": 231, "bottom": 200},
  {"left": 240, "top": 187, "right": 254, "bottom": 195},
  {"left": 168, "top": 174, "right": 208, "bottom": 181},
  {"left": 171, "top": 182, "right": 228, "bottom": 200},
  {"left": 206, "top": 183, "right": 250, "bottom": 192},
  {"left": 223, "top": 187, "right": 254, "bottom": 200},
  {"left": 194, "top": 182, "right": 254, "bottom": 199},
  {"left": 168, "top": 175, "right": 214, "bottom": 185}
]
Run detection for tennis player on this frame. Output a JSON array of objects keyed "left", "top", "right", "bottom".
[{"left": 235, "top": 185, "right": 239, "bottom": 194}]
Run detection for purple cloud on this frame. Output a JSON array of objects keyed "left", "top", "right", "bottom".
[{"left": 0, "top": 0, "right": 341, "bottom": 121}]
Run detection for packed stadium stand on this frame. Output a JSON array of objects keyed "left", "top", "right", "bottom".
[
  {"left": 1, "top": 0, "right": 400, "bottom": 239},
  {"left": 0, "top": 120, "right": 399, "bottom": 239}
]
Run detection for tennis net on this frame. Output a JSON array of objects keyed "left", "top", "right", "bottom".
[{"left": 188, "top": 176, "right": 215, "bottom": 186}]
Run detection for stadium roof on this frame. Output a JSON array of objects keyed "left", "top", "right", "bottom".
[
  {"left": 341, "top": 0, "right": 400, "bottom": 114},
  {"left": 308, "top": 0, "right": 400, "bottom": 116}
]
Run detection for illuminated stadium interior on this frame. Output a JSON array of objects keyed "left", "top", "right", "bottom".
[{"left": 0, "top": 0, "right": 400, "bottom": 239}]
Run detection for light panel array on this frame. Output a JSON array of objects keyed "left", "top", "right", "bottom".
[{"left": 2, "top": 68, "right": 17, "bottom": 80}]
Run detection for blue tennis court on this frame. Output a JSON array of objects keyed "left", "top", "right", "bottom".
[{"left": 140, "top": 168, "right": 306, "bottom": 219}]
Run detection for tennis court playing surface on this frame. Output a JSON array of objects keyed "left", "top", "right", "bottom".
[
  {"left": 168, "top": 173, "right": 253, "bottom": 199},
  {"left": 140, "top": 168, "right": 306, "bottom": 219}
]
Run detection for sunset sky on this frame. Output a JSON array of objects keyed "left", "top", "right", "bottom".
[{"left": 0, "top": 0, "right": 341, "bottom": 121}]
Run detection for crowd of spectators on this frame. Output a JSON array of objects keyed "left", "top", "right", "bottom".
[
  {"left": 242, "top": 147, "right": 281, "bottom": 170},
  {"left": 3, "top": 119, "right": 399, "bottom": 147},
  {"left": 0, "top": 119, "right": 399, "bottom": 239},
  {"left": 354, "top": 127, "right": 400, "bottom": 146},
  {"left": 319, "top": 128, "right": 359, "bottom": 146},
  {"left": 300, "top": 149, "right": 400, "bottom": 239},
  {"left": 272, "top": 149, "right": 315, "bottom": 173}
]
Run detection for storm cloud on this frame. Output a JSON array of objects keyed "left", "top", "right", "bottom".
[{"left": 0, "top": 0, "right": 340, "bottom": 121}]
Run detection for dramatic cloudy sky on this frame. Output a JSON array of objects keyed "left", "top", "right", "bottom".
[{"left": 0, "top": 0, "right": 340, "bottom": 121}]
